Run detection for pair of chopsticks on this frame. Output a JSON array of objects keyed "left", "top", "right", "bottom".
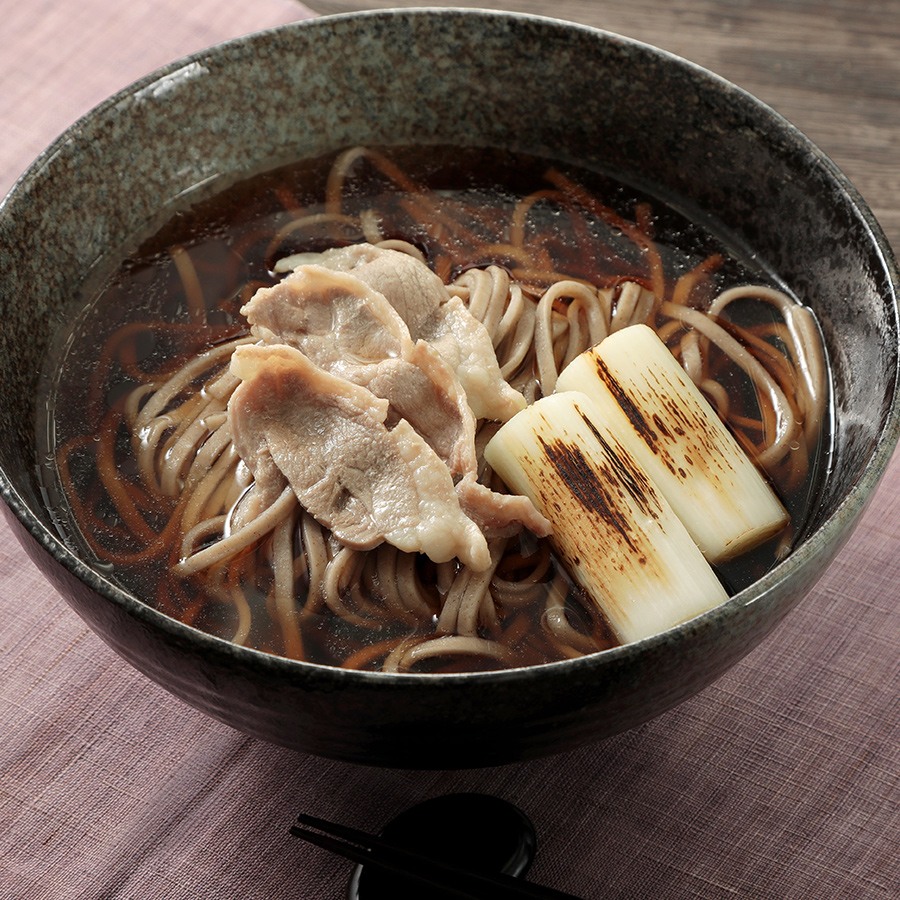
[{"left": 290, "top": 813, "right": 583, "bottom": 899}]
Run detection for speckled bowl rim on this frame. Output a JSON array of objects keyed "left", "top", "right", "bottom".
[{"left": 2, "top": 8, "right": 899, "bottom": 689}]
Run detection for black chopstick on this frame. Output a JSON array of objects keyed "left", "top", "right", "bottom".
[
  {"left": 290, "top": 813, "right": 583, "bottom": 900},
  {"left": 290, "top": 825, "right": 475, "bottom": 899}
]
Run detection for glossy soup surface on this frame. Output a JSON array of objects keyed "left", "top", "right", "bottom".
[{"left": 38, "top": 146, "right": 830, "bottom": 671}]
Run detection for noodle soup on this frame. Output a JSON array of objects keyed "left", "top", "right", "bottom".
[{"left": 40, "top": 145, "right": 830, "bottom": 672}]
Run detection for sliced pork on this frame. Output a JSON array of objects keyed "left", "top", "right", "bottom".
[
  {"left": 417, "top": 295, "right": 526, "bottom": 422},
  {"left": 282, "top": 243, "right": 527, "bottom": 422},
  {"left": 457, "top": 473, "right": 552, "bottom": 540},
  {"left": 241, "top": 265, "right": 408, "bottom": 380},
  {"left": 229, "top": 248, "right": 551, "bottom": 565},
  {"left": 242, "top": 264, "right": 476, "bottom": 477},
  {"left": 229, "top": 343, "right": 491, "bottom": 571},
  {"left": 304, "top": 242, "right": 442, "bottom": 334},
  {"left": 363, "top": 340, "right": 478, "bottom": 477}
]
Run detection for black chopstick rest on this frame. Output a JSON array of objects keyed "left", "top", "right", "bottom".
[
  {"left": 349, "top": 792, "right": 538, "bottom": 900},
  {"left": 291, "top": 810, "right": 584, "bottom": 899}
]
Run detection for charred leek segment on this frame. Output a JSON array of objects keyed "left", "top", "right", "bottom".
[
  {"left": 555, "top": 324, "right": 789, "bottom": 564},
  {"left": 484, "top": 392, "right": 729, "bottom": 643}
]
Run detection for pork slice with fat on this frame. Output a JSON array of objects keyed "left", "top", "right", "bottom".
[
  {"left": 242, "top": 266, "right": 477, "bottom": 478},
  {"left": 228, "top": 343, "right": 491, "bottom": 570},
  {"left": 282, "top": 243, "right": 527, "bottom": 421},
  {"left": 301, "top": 242, "right": 442, "bottom": 334},
  {"left": 240, "top": 264, "right": 409, "bottom": 379},
  {"left": 456, "top": 473, "right": 552, "bottom": 540},
  {"left": 417, "top": 295, "right": 527, "bottom": 423}
]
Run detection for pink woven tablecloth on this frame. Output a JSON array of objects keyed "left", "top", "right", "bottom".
[{"left": 1, "top": 2, "right": 897, "bottom": 898}]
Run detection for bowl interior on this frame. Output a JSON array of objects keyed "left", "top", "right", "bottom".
[{"left": 0, "top": 10, "right": 897, "bottom": 765}]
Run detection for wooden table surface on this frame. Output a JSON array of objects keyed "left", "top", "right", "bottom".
[
  {"left": 306, "top": 0, "right": 900, "bottom": 251},
  {"left": 1, "top": 3, "right": 897, "bottom": 899}
]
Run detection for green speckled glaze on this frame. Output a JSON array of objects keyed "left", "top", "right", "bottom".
[{"left": 0, "top": 10, "right": 897, "bottom": 767}]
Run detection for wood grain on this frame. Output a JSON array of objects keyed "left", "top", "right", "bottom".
[{"left": 301, "top": 0, "right": 900, "bottom": 251}]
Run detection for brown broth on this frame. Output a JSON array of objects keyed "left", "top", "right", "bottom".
[{"left": 37, "top": 145, "right": 831, "bottom": 671}]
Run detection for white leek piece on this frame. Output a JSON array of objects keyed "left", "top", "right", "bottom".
[
  {"left": 484, "top": 391, "right": 728, "bottom": 643},
  {"left": 556, "top": 324, "right": 788, "bottom": 563}
]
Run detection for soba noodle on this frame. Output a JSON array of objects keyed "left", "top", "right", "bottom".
[{"left": 51, "top": 146, "right": 828, "bottom": 672}]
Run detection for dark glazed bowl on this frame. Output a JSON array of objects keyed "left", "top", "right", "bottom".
[{"left": 1, "top": 11, "right": 898, "bottom": 768}]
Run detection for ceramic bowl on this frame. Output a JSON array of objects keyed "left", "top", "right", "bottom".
[{"left": 1, "top": 10, "right": 897, "bottom": 767}]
